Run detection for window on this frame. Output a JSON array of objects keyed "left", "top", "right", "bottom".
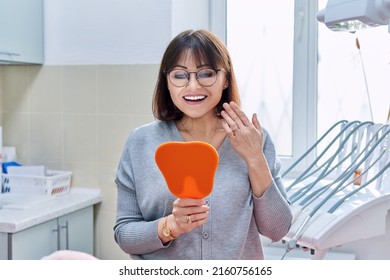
[
  {"left": 226, "top": 1, "right": 389, "bottom": 173},
  {"left": 227, "top": 0, "right": 294, "bottom": 157},
  {"left": 317, "top": 0, "right": 390, "bottom": 137},
  {"left": 226, "top": 0, "right": 318, "bottom": 172}
]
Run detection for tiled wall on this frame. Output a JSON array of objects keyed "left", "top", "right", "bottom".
[{"left": 0, "top": 64, "right": 159, "bottom": 259}]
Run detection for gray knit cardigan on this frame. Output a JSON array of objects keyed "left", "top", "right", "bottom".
[{"left": 114, "top": 120, "right": 292, "bottom": 259}]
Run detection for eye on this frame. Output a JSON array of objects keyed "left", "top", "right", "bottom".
[
  {"left": 171, "top": 70, "right": 189, "bottom": 79},
  {"left": 198, "top": 69, "right": 216, "bottom": 79}
]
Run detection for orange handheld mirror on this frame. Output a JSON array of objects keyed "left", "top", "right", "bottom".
[{"left": 155, "top": 141, "right": 219, "bottom": 199}]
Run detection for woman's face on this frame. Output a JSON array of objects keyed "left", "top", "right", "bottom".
[{"left": 167, "top": 52, "right": 227, "bottom": 119}]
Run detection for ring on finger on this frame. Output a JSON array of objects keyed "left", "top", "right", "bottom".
[
  {"left": 186, "top": 215, "right": 192, "bottom": 224},
  {"left": 232, "top": 128, "right": 239, "bottom": 135}
]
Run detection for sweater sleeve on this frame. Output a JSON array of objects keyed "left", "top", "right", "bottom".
[
  {"left": 113, "top": 135, "right": 167, "bottom": 256},
  {"left": 113, "top": 183, "right": 167, "bottom": 255},
  {"left": 252, "top": 178, "right": 292, "bottom": 242},
  {"left": 252, "top": 130, "right": 293, "bottom": 242}
]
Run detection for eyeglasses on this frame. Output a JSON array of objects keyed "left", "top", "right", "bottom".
[{"left": 167, "top": 68, "right": 223, "bottom": 87}]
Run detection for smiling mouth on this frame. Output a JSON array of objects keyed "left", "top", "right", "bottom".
[{"left": 183, "top": 96, "right": 207, "bottom": 102}]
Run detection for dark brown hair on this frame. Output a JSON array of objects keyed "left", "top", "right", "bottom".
[{"left": 152, "top": 29, "right": 240, "bottom": 121}]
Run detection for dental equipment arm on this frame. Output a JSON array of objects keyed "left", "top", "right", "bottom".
[{"left": 281, "top": 123, "right": 389, "bottom": 259}]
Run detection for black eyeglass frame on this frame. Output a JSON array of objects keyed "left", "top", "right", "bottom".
[{"left": 165, "top": 68, "right": 224, "bottom": 87}]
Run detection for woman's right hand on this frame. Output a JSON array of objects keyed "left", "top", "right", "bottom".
[{"left": 169, "top": 198, "right": 210, "bottom": 237}]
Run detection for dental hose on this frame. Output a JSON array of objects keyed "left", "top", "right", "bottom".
[
  {"left": 281, "top": 215, "right": 311, "bottom": 260},
  {"left": 281, "top": 126, "right": 389, "bottom": 259}
]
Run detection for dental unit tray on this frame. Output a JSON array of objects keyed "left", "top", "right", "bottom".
[{"left": 281, "top": 121, "right": 390, "bottom": 259}]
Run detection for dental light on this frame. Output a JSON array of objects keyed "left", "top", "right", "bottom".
[{"left": 317, "top": 0, "right": 390, "bottom": 33}]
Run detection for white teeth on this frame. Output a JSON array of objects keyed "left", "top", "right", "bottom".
[{"left": 184, "top": 96, "right": 206, "bottom": 101}]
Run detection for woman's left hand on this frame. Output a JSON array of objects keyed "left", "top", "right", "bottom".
[{"left": 221, "top": 101, "right": 264, "bottom": 163}]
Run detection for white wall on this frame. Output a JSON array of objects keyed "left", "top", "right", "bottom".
[
  {"left": 171, "top": 0, "right": 209, "bottom": 37},
  {"left": 43, "top": 0, "right": 223, "bottom": 65},
  {"left": 43, "top": 0, "right": 171, "bottom": 65}
]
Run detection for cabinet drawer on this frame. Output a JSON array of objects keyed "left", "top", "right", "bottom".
[
  {"left": 10, "top": 219, "right": 58, "bottom": 260},
  {"left": 4, "top": 206, "right": 94, "bottom": 259}
]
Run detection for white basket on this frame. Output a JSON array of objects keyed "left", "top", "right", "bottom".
[{"left": 2, "top": 170, "right": 72, "bottom": 196}]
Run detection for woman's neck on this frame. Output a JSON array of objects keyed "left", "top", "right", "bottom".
[{"left": 178, "top": 114, "right": 223, "bottom": 144}]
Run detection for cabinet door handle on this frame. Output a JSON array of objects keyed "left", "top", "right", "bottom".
[
  {"left": 61, "top": 221, "right": 69, "bottom": 250},
  {"left": 52, "top": 224, "right": 61, "bottom": 250}
]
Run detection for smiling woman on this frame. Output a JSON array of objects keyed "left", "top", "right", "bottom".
[
  {"left": 113, "top": 29, "right": 292, "bottom": 260},
  {"left": 153, "top": 30, "right": 240, "bottom": 122}
]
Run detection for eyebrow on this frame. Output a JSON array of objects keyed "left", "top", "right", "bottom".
[
  {"left": 173, "top": 64, "right": 187, "bottom": 69},
  {"left": 173, "top": 63, "right": 212, "bottom": 69}
]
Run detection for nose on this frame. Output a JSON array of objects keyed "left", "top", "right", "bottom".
[{"left": 187, "top": 72, "right": 201, "bottom": 88}]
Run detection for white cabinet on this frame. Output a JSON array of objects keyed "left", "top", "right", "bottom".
[
  {"left": 0, "top": 0, "right": 44, "bottom": 64},
  {"left": 2, "top": 206, "right": 94, "bottom": 260},
  {"left": 57, "top": 207, "right": 94, "bottom": 254}
]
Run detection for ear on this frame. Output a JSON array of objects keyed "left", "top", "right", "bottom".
[{"left": 223, "top": 81, "right": 229, "bottom": 89}]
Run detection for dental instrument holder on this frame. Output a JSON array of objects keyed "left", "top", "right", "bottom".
[{"left": 281, "top": 121, "right": 390, "bottom": 259}]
